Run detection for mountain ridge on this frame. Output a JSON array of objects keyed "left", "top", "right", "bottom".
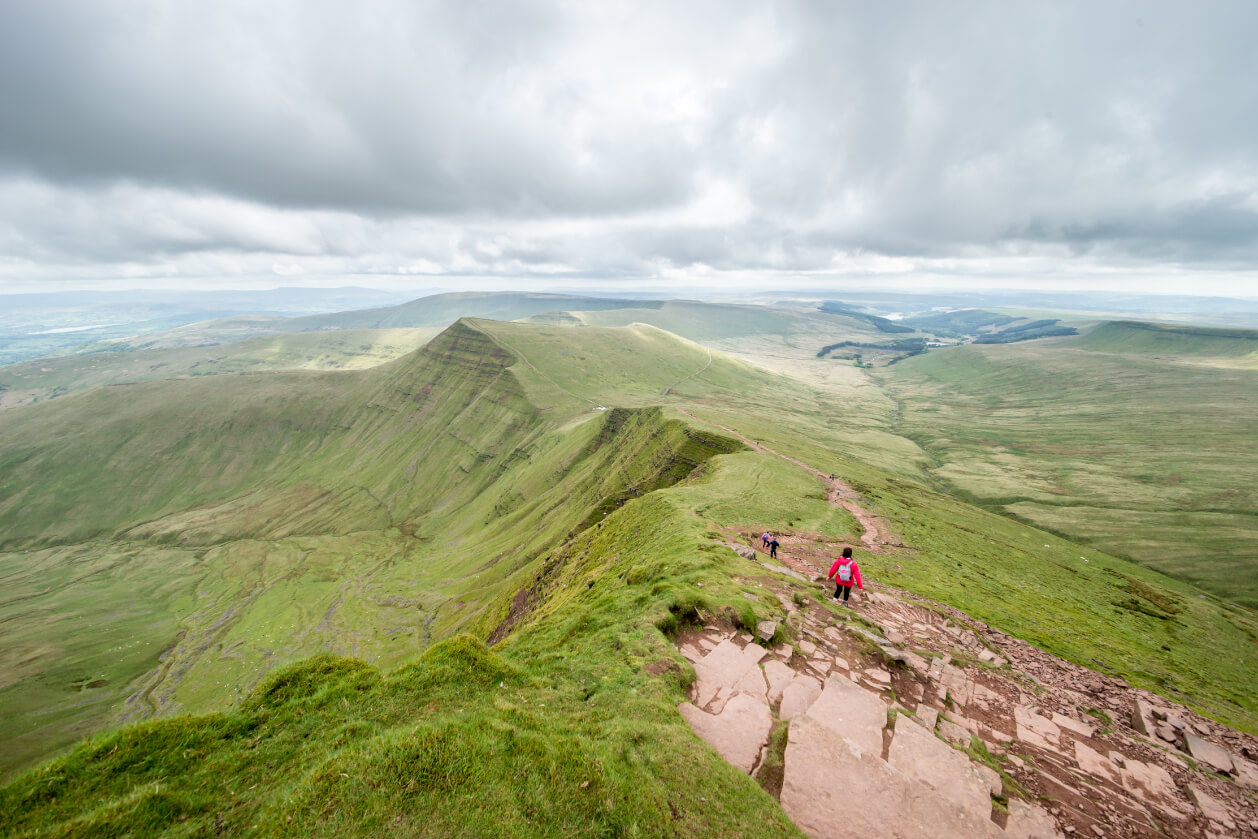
[{"left": 2, "top": 315, "right": 1256, "bottom": 837}]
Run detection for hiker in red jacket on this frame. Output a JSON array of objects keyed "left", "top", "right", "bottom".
[{"left": 828, "top": 547, "right": 862, "bottom": 603}]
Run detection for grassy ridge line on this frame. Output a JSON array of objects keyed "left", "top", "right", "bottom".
[
  {"left": 0, "top": 319, "right": 757, "bottom": 778},
  {"left": 1, "top": 474, "right": 808, "bottom": 837}
]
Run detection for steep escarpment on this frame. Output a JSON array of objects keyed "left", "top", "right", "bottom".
[
  {"left": 0, "top": 320, "right": 744, "bottom": 780},
  {"left": 0, "top": 320, "right": 537, "bottom": 548}
]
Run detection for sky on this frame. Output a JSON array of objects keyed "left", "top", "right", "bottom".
[{"left": 2, "top": 0, "right": 1257, "bottom": 297}]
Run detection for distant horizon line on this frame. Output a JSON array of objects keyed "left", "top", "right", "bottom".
[{"left": 3, "top": 284, "right": 1258, "bottom": 303}]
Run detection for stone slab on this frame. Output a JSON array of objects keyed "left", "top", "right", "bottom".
[
  {"left": 938, "top": 719, "right": 970, "bottom": 746},
  {"left": 781, "top": 712, "right": 1004, "bottom": 839},
  {"left": 709, "top": 685, "right": 734, "bottom": 714},
  {"left": 778, "top": 674, "right": 823, "bottom": 721},
  {"left": 1004, "top": 799, "right": 1063, "bottom": 839},
  {"left": 701, "top": 641, "right": 765, "bottom": 704},
  {"left": 865, "top": 667, "right": 892, "bottom": 685},
  {"left": 1131, "top": 698, "right": 1157, "bottom": 737},
  {"left": 1186, "top": 784, "right": 1235, "bottom": 830},
  {"left": 1120, "top": 758, "right": 1175, "bottom": 800},
  {"left": 939, "top": 663, "right": 973, "bottom": 707},
  {"left": 887, "top": 716, "right": 993, "bottom": 822},
  {"left": 804, "top": 673, "right": 888, "bottom": 757},
  {"left": 691, "top": 639, "right": 749, "bottom": 706},
  {"left": 733, "top": 664, "right": 768, "bottom": 702},
  {"left": 678, "top": 693, "right": 772, "bottom": 774},
  {"left": 976, "top": 764, "right": 1002, "bottom": 797},
  {"left": 1180, "top": 731, "right": 1234, "bottom": 774},
  {"left": 1074, "top": 741, "right": 1121, "bottom": 785},
  {"left": 917, "top": 706, "right": 939, "bottom": 733},
  {"left": 902, "top": 651, "right": 930, "bottom": 677},
  {"left": 1052, "top": 712, "right": 1095, "bottom": 739},
  {"left": 1015, "top": 705, "right": 1061, "bottom": 750},
  {"left": 982, "top": 725, "right": 1012, "bottom": 744},
  {"left": 763, "top": 659, "right": 795, "bottom": 704},
  {"left": 1232, "top": 754, "right": 1258, "bottom": 790}
]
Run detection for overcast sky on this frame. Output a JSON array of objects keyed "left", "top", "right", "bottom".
[{"left": 2, "top": 0, "right": 1257, "bottom": 297}]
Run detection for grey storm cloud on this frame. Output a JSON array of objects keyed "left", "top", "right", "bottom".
[{"left": 1, "top": 0, "right": 1257, "bottom": 291}]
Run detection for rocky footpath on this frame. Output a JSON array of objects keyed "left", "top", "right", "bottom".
[{"left": 674, "top": 561, "right": 1258, "bottom": 838}]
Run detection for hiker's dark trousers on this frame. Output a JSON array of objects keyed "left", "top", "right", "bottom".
[{"left": 834, "top": 584, "right": 852, "bottom": 601}]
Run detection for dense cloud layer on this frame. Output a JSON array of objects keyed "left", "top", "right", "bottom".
[{"left": 1, "top": 0, "right": 1256, "bottom": 293}]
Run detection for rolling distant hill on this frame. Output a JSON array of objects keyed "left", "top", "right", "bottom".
[
  {"left": 0, "top": 328, "right": 441, "bottom": 411},
  {"left": 1077, "top": 320, "right": 1258, "bottom": 365},
  {"left": 5, "top": 294, "right": 909, "bottom": 411},
  {"left": 75, "top": 292, "right": 664, "bottom": 352},
  {"left": 0, "top": 287, "right": 412, "bottom": 365}
]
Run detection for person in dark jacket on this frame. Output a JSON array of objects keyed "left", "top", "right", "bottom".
[
  {"left": 769, "top": 537, "right": 780, "bottom": 559},
  {"left": 828, "top": 547, "right": 862, "bottom": 602}
]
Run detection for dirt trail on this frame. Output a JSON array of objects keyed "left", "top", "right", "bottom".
[{"left": 678, "top": 409, "right": 887, "bottom": 549}]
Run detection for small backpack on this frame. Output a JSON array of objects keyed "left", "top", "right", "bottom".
[{"left": 837, "top": 561, "right": 853, "bottom": 583}]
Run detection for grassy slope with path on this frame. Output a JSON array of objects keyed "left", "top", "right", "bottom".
[{"left": 2, "top": 315, "right": 1256, "bottom": 836}]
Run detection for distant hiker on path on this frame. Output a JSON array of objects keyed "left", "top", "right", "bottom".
[
  {"left": 762, "top": 531, "right": 771, "bottom": 549},
  {"left": 769, "top": 537, "right": 780, "bottom": 559},
  {"left": 828, "top": 547, "right": 862, "bottom": 603}
]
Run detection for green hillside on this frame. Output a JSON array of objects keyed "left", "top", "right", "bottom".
[
  {"left": 572, "top": 299, "right": 908, "bottom": 348},
  {"left": 0, "top": 321, "right": 755, "bottom": 775},
  {"left": 2, "top": 316, "right": 1256, "bottom": 837},
  {"left": 877, "top": 323, "right": 1258, "bottom": 607},
  {"left": 1077, "top": 320, "right": 1258, "bottom": 366}
]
